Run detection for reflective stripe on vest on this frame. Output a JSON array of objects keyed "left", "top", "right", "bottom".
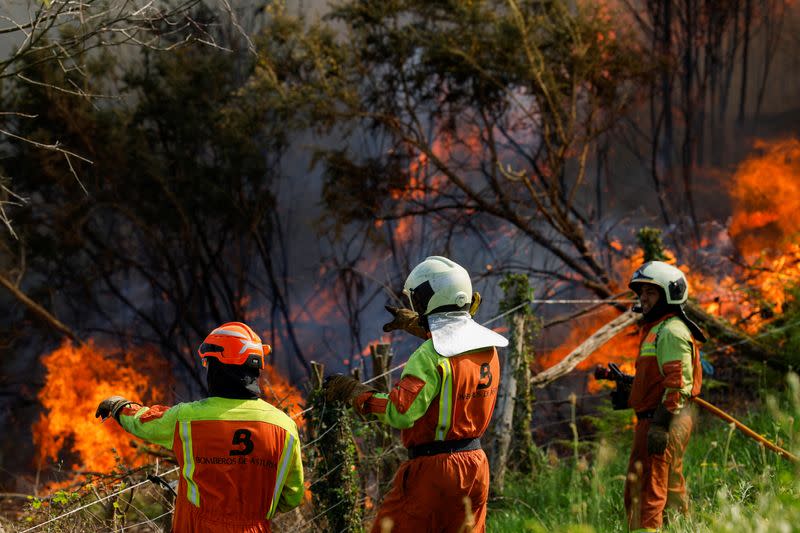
[
  {"left": 179, "top": 421, "right": 200, "bottom": 506},
  {"left": 435, "top": 358, "right": 454, "bottom": 441},
  {"left": 640, "top": 317, "right": 685, "bottom": 382},
  {"left": 640, "top": 318, "right": 671, "bottom": 359},
  {"left": 267, "top": 432, "right": 296, "bottom": 519}
]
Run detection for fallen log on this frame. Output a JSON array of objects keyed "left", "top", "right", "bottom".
[
  {"left": 531, "top": 310, "right": 637, "bottom": 388},
  {"left": 531, "top": 301, "right": 785, "bottom": 390},
  {"left": 684, "top": 301, "right": 785, "bottom": 369}
]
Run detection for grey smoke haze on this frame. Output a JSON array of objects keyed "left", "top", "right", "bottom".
[{"left": 2, "top": 0, "right": 800, "bottom": 490}]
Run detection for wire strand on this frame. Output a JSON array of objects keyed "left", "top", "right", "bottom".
[
  {"left": 293, "top": 294, "right": 634, "bottom": 420},
  {"left": 26, "top": 295, "right": 633, "bottom": 529},
  {"left": 20, "top": 467, "right": 180, "bottom": 533}
]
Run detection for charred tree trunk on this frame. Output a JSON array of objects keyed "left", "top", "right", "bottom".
[{"left": 737, "top": 0, "right": 752, "bottom": 125}]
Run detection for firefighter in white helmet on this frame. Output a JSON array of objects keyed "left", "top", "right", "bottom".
[
  {"left": 624, "top": 261, "right": 706, "bottom": 532},
  {"left": 325, "top": 256, "right": 507, "bottom": 532}
]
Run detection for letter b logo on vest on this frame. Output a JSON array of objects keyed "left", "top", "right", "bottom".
[
  {"left": 229, "top": 429, "right": 254, "bottom": 456},
  {"left": 477, "top": 363, "right": 493, "bottom": 390}
]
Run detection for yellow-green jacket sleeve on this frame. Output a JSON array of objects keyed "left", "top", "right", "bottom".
[
  {"left": 656, "top": 319, "right": 695, "bottom": 413},
  {"left": 276, "top": 428, "right": 304, "bottom": 513},
  {"left": 118, "top": 404, "right": 181, "bottom": 450},
  {"left": 357, "top": 340, "right": 441, "bottom": 429}
]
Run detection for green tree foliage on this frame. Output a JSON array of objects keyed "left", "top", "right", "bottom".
[
  {"left": 636, "top": 227, "right": 669, "bottom": 262},
  {"left": 262, "top": 0, "right": 649, "bottom": 295},
  {"left": 1, "top": 19, "right": 312, "bottom": 387},
  {"left": 0, "top": 0, "right": 206, "bottom": 235}
]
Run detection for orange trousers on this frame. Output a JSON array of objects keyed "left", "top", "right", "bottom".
[
  {"left": 371, "top": 448, "right": 489, "bottom": 533},
  {"left": 624, "top": 412, "right": 693, "bottom": 531}
]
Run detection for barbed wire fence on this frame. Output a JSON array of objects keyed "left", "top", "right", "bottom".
[{"left": 16, "top": 295, "right": 643, "bottom": 532}]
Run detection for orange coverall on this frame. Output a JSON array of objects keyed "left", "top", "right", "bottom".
[
  {"left": 117, "top": 397, "right": 303, "bottom": 533},
  {"left": 355, "top": 339, "right": 499, "bottom": 532},
  {"left": 625, "top": 314, "right": 702, "bottom": 532}
]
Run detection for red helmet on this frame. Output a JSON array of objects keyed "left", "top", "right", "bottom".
[{"left": 197, "top": 322, "right": 271, "bottom": 368}]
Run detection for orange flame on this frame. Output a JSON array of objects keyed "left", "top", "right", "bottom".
[
  {"left": 260, "top": 363, "right": 306, "bottom": 426},
  {"left": 33, "top": 340, "right": 170, "bottom": 479},
  {"left": 538, "top": 308, "right": 639, "bottom": 393},
  {"left": 729, "top": 139, "right": 800, "bottom": 256},
  {"left": 387, "top": 129, "right": 480, "bottom": 245}
]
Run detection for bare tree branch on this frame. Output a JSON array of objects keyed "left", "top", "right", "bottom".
[{"left": 0, "top": 272, "right": 80, "bottom": 342}]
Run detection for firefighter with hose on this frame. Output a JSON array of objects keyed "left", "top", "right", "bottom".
[
  {"left": 95, "top": 322, "right": 304, "bottom": 533},
  {"left": 617, "top": 261, "right": 706, "bottom": 532},
  {"left": 324, "top": 256, "right": 507, "bottom": 532}
]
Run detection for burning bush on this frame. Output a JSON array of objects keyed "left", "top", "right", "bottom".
[
  {"left": 730, "top": 139, "right": 800, "bottom": 256},
  {"left": 261, "top": 363, "right": 306, "bottom": 426},
  {"left": 33, "top": 341, "right": 170, "bottom": 478}
]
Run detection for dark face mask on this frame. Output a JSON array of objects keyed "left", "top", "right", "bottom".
[{"left": 206, "top": 357, "right": 261, "bottom": 399}]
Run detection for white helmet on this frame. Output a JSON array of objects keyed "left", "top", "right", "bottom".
[
  {"left": 628, "top": 261, "right": 689, "bottom": 305},
  {"left": 403, "top": 256, "right": 472, "bottom": 316}
]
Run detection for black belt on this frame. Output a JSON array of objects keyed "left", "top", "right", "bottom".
[
  {"left": 636, "top": 409, "right": 655, "bottom": 419},
  {"left": 407, "top": 438, "right": 482, "bottom": 459}
]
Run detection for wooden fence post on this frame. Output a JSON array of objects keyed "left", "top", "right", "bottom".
[
  {"left": 364, "top": 342, "right": 399, "bottom": 503},
  {"left": 489, "top": 274, "right": 538, "bottom": 493},
  {"left": 512, "top": 308, "right": 539, "bottom": 474},
  {"left": 307, "top": 361, "right": 363, "bottom": 532},
  {"left": 369, "top": 343, "right": 394, "bottom": 393}
]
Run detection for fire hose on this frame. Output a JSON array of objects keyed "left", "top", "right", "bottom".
[
  {"left": 691, "top": 396, "right": 799, "bottom": 463},
  {"left": 595, "top": 363, "right": 800, "bottom": 463}
]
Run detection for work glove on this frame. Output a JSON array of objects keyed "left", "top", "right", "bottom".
[
  {"left": 323, "top": 374, "right": 376, "bottom": 407},
  {"left": 382, "top": 291, "right": 482, "bottom": 339},
  {"left": 382, "top": 306, "right": 428, "bottom": 339},
  {"left": 95, "top": 396, "right": 133, "bottom": 421},
  {"left": 647, "top": 403, "right": 674, "bottom": 455}
]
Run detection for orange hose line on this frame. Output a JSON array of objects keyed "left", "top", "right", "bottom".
[{"left": 692, "top": 397, "right": 800, "bottom": 463}]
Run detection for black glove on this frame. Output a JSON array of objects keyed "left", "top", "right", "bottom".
[
  {"left": 647, "top": 404, "right": 674, "bottom": 455},
  {"left": 95, "top": 396, "right": 133, "bottom": 421},
  {"left": 610, "top": 384, "right": 631, "bottom": 410},
  {"left": 323, "top": 374, "right": 376, "bottom": 407}
]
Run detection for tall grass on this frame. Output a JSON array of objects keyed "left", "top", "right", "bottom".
[{"left": 489, "top": 375, "right": 800, "bottom": 532}]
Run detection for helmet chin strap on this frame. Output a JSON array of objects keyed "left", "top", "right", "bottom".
[{"left": 678, "top": 307, "right": 708, "bottom": 343}]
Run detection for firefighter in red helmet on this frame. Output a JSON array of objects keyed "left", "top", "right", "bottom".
[{"left": 96, "top": 322, "right": 304, "bottom": 533}]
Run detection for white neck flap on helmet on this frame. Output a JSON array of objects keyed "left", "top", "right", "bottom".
[{"left": 427, "top": 312, "right": 508, "bottom": 357}]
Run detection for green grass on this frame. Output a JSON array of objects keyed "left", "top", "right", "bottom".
[{"left": 488, "top": 377, "right": 800, "bottom": 532}]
